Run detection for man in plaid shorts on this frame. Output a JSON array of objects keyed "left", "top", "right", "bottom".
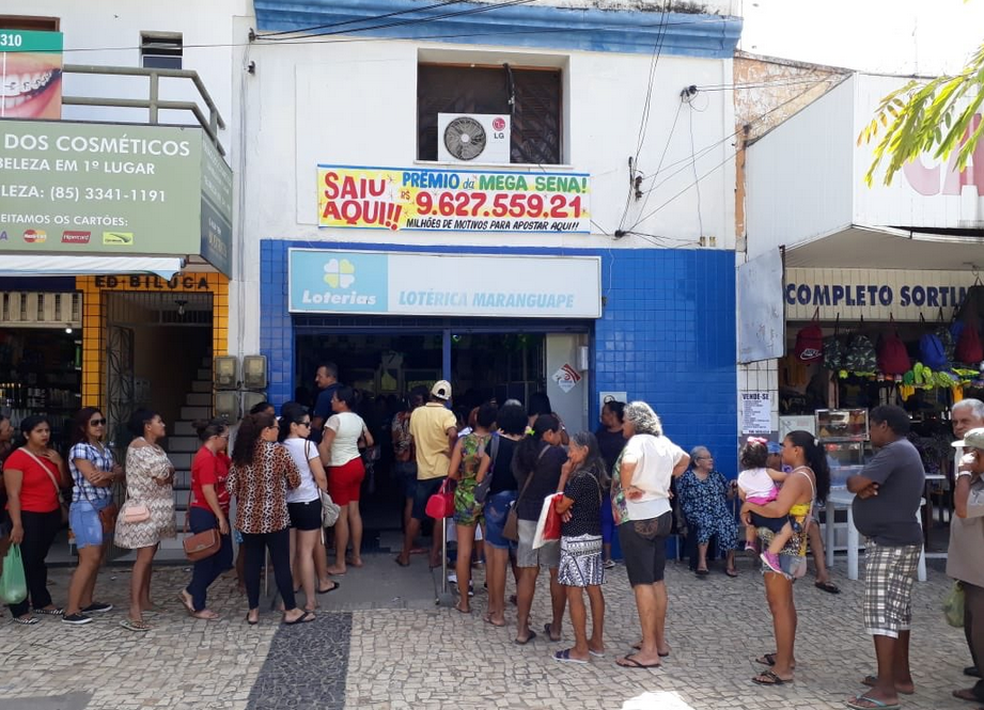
[{"left": 846, "top": 405, "right": 925, "bottom": 710}]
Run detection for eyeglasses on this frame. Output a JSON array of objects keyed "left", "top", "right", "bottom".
[
  {"left": 299, "top": 421, "right": 311, "bottom": 428},
  {"left": 90, "top": 418, "right": 107, "bottom": 426}
]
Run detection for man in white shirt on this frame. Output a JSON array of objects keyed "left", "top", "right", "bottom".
[{"left": 951, "top": 399, "right": 984, "bottom": 680}]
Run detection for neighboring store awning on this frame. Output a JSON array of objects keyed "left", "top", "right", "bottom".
[
  {"left": 783, "top": 225, "right": 984, "bottom": 270},
  {"left": 0, "top": 256, "right": 183, "bottom": 279}
]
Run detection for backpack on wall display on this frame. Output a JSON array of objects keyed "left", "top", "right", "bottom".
[
  {"left": 877, "top": 317, "right": 910, "bottom": 375},
  {"left": 956, "top": 319, "right": 984, "bottom": 365},
  {"left": 794, "top": 308, "right": 823, "bottom": 362},
  {"left": 845, "top": 317, "right": 877, "bottom": 373},
  {"left": 935, "top": 308, "right": 956, "bottom": 364},
  {"left": 823, "top": 314, "right": 846, "bottom": 370},
  {"left": 919, "top": 331, "right": 949, "bottom": 371}
]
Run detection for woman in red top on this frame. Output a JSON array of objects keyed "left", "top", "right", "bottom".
[
  {"left": 179, "top": 418, "right": 232, "bottom": 620},
  {"left": 3, "top": 415, "right": 68, "bottom": 624}
]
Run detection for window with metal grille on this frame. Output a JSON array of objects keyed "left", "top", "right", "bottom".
[
  {"left": 140, "top": 32, "right": 182, "bottom": 70},
  {"left": 417, "top": 64, "right": 562, "bottom": 164}
]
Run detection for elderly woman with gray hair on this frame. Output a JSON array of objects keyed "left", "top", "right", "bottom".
[
  {"left": 611, "top": 401, "right": 690, "bottom": 669},
  {"left": 676, "top": 446, "right": 738, "bottom": 578}
]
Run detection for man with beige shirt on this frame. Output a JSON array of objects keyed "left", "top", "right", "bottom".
[{"left": 396, "top": 380, "right": 458, "bottom": 568}]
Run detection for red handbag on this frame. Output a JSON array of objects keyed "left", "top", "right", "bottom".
[
  {"left": 425, "top": 479, "right": 455, "bottom": 519},
  {"left": 541, "top": 494, "right": 563, "bottom": 542}
]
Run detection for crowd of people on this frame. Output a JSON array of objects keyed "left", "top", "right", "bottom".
[{"left": 2, "top": 365, "right": 984, "bottom": 710}]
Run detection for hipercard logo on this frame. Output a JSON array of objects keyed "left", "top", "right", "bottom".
[{"left": 61, "top": 230, "right": 91, "bottom": 244}]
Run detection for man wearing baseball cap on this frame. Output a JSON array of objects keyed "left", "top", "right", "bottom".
[
  {"left": 396, "top": 380, "right": 458, "bottom": 568},
  {"left": 949, "top": 427, "right": 984, "bottom": 704}
]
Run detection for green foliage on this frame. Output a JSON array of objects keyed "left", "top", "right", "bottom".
[{"left": 860, "top": 40, "right": 984, "bottom": 186}]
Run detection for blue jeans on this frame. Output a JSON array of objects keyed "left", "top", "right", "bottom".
[
  {"left": 483, "top": 490, "right": 517, "bottom": 550},
  {"left": 185, "top": 507, "right": 233, "bottom": 612}
]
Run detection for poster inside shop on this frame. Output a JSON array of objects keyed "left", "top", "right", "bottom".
[
  {"left": 740, "top": 391, "right": 773, "bottom": 435},
  {"left": 318, "top": 164, "right": 590, "bottom": 234},
  {"left": 1, "top": 29, "right": 63, "bottom": 119}
]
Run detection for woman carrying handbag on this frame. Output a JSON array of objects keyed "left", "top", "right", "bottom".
[{"left": 178, "top": 418, "right": 232, "bottom": 620}]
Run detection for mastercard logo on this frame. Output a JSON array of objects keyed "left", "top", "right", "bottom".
[{"left": 23, "top": 229, "right": 47, "bottom": 243}]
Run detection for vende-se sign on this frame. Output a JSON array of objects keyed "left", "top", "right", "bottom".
[
  {"left": 317, "top": 164, "right": 590, "bottom": 234},
  {"left": 288, "top": 249, "right": 601, "bottom": 318}
]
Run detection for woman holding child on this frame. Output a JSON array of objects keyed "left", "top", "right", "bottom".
[{"left": 740, "top": 430, "right": 830, "bottom": 686}]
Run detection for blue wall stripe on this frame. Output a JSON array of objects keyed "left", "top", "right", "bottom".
[
  {"left": 254, "top": 0, "right": 742, "bottom": 59},
  {"left": 260, "top": 239, "right": 739, "bottom": 478}
]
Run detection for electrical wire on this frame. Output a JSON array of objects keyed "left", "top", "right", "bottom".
[
  {"left": 621, "top": 99, "right": 683, "bottom": 236},
  {"left": 687, "top": 99, "right": 704, "bottom": 240}
]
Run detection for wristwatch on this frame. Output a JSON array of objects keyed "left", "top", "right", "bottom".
[{"left": 956, "top": 471, "right": 974, "bottom": 480}]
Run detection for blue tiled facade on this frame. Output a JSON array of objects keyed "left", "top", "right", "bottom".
[{"left": 260, "top": 240, "right": 738, "bottom": 478}]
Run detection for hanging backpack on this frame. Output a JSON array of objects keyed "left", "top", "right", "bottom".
[
  {"left": 823, "top": 313, "right": 846, "bottom": 370},
  {"left": 918, "top": 312, "right": 949, "bottom": 370},
  {"left": 935, "top": 308, "right": 956, "bottom": 364},
  {"left": 877, "top": 316, "right": 911, "bottom": 376},
  {"left": 794, "top": 308, "right": 823, "bottom": 362},
  {"left": 956, "top": 317, "right": 984, "bottom": 365},
  {"left": 845, "top": 317, "right": 877, "bottom": 373}
]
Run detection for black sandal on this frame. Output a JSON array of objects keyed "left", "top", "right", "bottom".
[{"left": 752, "top": 670, "right": 791, "bottom": 685}]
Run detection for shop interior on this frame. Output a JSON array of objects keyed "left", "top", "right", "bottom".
[
  {"left": 294, "top": 331, "right": 547, "bottom": 540},
  {"left": 0, "top": 327, "right": 82, "bottom": 452},
  {"left": 780, "top": 296, "right": 984, "bottom": 554}
]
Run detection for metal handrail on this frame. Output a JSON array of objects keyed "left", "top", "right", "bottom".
[{"left": 61, "top": 64, "right": 226, "bottom": 156}]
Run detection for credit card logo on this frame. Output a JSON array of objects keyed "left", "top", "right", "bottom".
[
  {"left": 102, "top": 231, "right": 134, "bottom": 246},
  {"left": 23, "top": 229, "right": 47, "bottom": 243},
  {"left": 61, "top": 230, "right": 91, "bottom": 244}
]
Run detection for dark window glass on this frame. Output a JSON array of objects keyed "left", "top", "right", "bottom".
[{"left": 418, "top": 64, "right": 562, "bottom": 164}]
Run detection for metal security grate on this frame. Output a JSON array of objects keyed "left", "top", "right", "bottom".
[{"left": 0, "top": 291, "right": 82, "bottom": 327}]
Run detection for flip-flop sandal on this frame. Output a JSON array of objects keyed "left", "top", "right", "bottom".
[
  {"left": 589, "top": 649, "right": 605, "bottom": 658},
  {"left": 192, "top": 610, "right": 221, "bottom": 621},
  {"left": 630, "top": 643, "right": 669, "bottom": 657},
  {"left": 483, "top": 614, "right": 506, "bottom": 628},
  {"left": 453, "top": 604, "right": 471, "bottom": 614},
  {"left": 553, "top": 649, "right": 588, "bottom": 665},
  {"left": 952, "top": 688, "right": 980, "bottom": 701},
  {"left": 616, "top": 654, "right": 660, "bottom": 669},
  {"left": 815, "top": 581, "right": 841, "bottom": 594},
  {"left": 695, "top": 569, "right": 710, "bottom": 577},
  {"left": 543, "top": 623, "right": 561, "bottom": 642},
  {"left": 178, "top": 592, "right": 195, "bottom": 615},
  {"left": 120, "top": 618, "right": 150, "bottom": 633},
  {"left": 283, "top": 610, "right": 316, "bottom": 625},
  {"left": 845, "top": 693, "right": 899, "bottom": 710},
  {"left": 317, "top": 582, "right": 340, "bottom": 594},
  {"left": 726, "top": 568, "right": 739, "bottom": 577},
  {"left": 394, "top": 557, "right": 410, "bottom": 567},
  {"left": 514, "top": 630, "right": 537, "bottom": 645},
  {"left": 33, "top": 607, "right": 63, "bottom": 616},
  {"left": 752, "top": 670, "right": 791, "bottom": 686},
  {"left": 13, "top": 616, "right": 40, "bottom": 625},
  {"left": 861, "top": 676, "right": 914, "bottom": 695}
]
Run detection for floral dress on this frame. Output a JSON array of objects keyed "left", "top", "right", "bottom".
[
  {"left": 453, "top": 432, "right": 490, "bottom": 527},
  {"left": 676, "top": 468, "right": 737, "bottom": 550},
  {"left": 115, "top": 440, "right": 176, "bottom": 549}
]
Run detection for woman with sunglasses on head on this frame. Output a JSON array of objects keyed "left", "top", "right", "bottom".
[
  {"left": 63, "top": 408, "right": 122, "bottom": 625},
  {"left": 228, "top": 411, "right": 311, "bottom": 625},
  {"left": 279, "top": 403, "right": 337, "bottom": 611},
  {"left": 3, "top": 415, "right": 69, "bottom": 624},
  {"left": 178, "top": 418, "right": 233, "bottom": 621},
  {"left": 115, "top": 409, "right": 176, "bottom": 632}
]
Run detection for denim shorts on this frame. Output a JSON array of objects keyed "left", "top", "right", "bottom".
[
  {"left": 483, "top": 490, "right": 517, "bottom": 550},
  {"left": 69, "top": 497, "right": 112, "bottom": 550},
  {"left": 395, "top": 461, "right": 418, "bottom": 499}
]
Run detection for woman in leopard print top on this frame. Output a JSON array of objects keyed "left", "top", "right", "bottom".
[{"left": 227, "top": 412, "right": 311, "bottom": 625}]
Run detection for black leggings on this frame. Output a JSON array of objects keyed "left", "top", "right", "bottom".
[
  {"left": 241, "top": 528, "right": 296, "bottom": 611},
  {"left": 8, "top": 509, "right": 61, "bottom": 618}
]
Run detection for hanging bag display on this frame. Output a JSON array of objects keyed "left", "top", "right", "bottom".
[
  {"left": 822, "top": 313, "right": 846, "bottom": 370},
  {"left": 845, "top": 316, "right": 877, "bottom": 373},
  {"left": 918, "top": 313, "right": 949, "bottom": 370},
  {"left": 876, "top": 315, "right": 911, "bottom": 376},
  {"left": 0, "top": 544, "right": 27, "bottom": 605},
  {"left": 794, "top": 308, "right": 823, "bottom": 362},
  {"left": 936, "top": 307, "right": 956, "bottom": 364},
  {"left": 955, "top": 299, "right": 984, "bottom": 365}
]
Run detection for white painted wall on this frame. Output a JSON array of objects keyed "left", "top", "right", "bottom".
[
  {"left": 745, "top": 75, "right": 855, "bottom": 260},
  {"left": 234, "top": 31, "right": 738, "bottom": 356}
]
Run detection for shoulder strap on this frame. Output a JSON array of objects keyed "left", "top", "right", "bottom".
[
  {"left": 792, "top": 466, "right": 817, "bottom": 503},
  {"left": 22, "top": 449, "right": 64, "bottom": 504},
  {"left": 515, "top": 444, "right": 548, "bottom": 506}
]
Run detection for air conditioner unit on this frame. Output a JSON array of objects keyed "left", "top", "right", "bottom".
[{"left": 437, "top": 113, "right": 511, "bottom": 164}]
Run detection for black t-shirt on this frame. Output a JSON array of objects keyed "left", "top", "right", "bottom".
[
  {"left": 562, "top": 469, "right": 603, "bottom": 537},
  {"left": 595, "top": 426, "right": 625, "bottom": 474},
  {"left": 514, "top": 444, "right": 567, "bottom": 521},
  {"left": 486, "top": 436, "right": 519, "bottom": 495}
]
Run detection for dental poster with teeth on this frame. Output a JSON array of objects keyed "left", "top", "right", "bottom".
[{"left": 0, "top": 29, "right": 63, "bottom": 119}]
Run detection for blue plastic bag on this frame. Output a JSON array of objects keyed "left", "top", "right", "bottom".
[{"left": 0, "top": 544, "right": 28, "bottom": 605}]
